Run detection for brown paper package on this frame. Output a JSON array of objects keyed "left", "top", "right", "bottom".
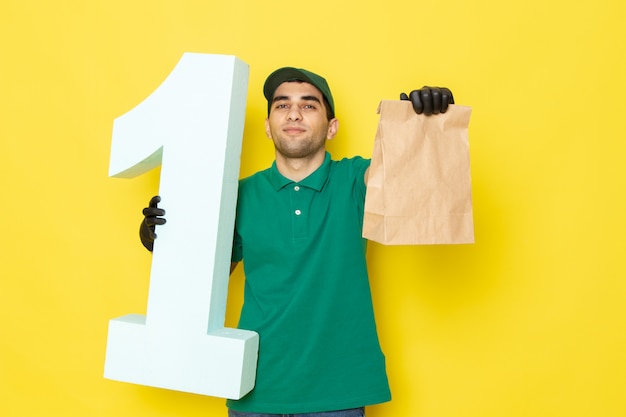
[{"left": 363, "top": 100, "right": 474, "bottom": 245}]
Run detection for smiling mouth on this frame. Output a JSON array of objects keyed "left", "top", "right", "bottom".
[{"left": 283, "top": 126, "right": 306, "bottom": 134}]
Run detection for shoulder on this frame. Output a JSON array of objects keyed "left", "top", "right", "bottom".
[
  {"left": 330, "top": 156, "right": 370, "bottom": 178},
  {"left": 239, "top": 166, "right": 272, "bottom": 188}
]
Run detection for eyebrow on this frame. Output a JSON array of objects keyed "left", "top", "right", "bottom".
[{"left": 272, "top": 95, "right": 322, "bottom": 104}]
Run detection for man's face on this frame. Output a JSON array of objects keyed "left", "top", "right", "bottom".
[{"left": 265, "top": 81, "right": 338, "bottom": 160}]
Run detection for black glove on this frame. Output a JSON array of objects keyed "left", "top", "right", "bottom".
[
  {"left": 400, "top": 86, "right": 454, "bottom": 115},
  {"left": 139, "top": 195, "right": 166, "bottom": 252}
]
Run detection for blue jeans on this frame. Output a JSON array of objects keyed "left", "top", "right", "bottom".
[{"left": 227, "top": 407, "right": 365, "bottom": 417}]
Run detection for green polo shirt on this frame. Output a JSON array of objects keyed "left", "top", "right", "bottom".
[{"left": 227, "top": 152, "right": 391, "bottom": 414}]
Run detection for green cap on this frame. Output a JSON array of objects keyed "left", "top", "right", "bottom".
[{"left": 263, "top": 67, "right": 335, "bottom": 118}]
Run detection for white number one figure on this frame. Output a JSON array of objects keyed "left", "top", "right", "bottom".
[{"left": 104, "top": 53, "right": 259, "bottom": 400}]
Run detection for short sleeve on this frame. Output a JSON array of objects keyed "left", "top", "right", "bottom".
[{"left": 232, "top": 226, "right": 243, "bottom": 263}]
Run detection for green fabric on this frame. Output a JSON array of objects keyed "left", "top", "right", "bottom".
[{"left": 227, "top": 152, "right": 391, "bottom": 414}]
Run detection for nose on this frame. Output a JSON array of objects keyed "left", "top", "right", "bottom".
[{"left": 287, "top": 107, "right": 302, "bottom": 121}]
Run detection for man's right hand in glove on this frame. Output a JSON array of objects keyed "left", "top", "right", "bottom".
[{"left": 139, "top": 195, "right": 166, "bottom": 252}]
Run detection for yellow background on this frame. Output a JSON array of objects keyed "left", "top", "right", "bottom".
[{"left": 1, "top": 0, "right": 625, "bottom": 416}]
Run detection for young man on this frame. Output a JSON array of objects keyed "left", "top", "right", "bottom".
[{"left": 140, "top": 67, "right": 454, "bottom": 417}]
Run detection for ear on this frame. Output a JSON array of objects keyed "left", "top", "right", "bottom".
[
  {"left": 265, "top": 118, "right": 272, "bottom": 139},
  {"left": 326, "top": 118, "right": 339, "bottom": 140}
]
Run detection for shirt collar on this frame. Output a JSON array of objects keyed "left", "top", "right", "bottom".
[{"left": 269, "top": 152, "right": 331, "bottom": 192}]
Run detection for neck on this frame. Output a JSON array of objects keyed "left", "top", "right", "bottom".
[{"left": 275, "top": 150, "right": 326, "bottom": 182}]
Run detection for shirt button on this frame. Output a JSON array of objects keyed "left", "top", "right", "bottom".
[
  {"left": 295, "top": 209, "right": 302, "bottom": 216},
  {"left": 294, "top": 185, "right": 300, "bottom": 191}
]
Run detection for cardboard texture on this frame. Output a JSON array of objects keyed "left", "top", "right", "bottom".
[{"left": 363, "top": 100, "right": 474, "bottom": 245}]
